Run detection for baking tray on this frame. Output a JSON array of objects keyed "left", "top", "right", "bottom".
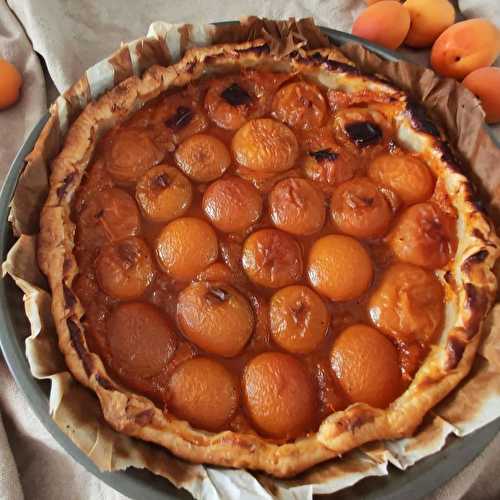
[{"left": 0, "top": 26, "right": 499, "bottom": 500}]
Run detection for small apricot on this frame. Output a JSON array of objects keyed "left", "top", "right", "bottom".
[
  {"left": 307, "top": 235, "right": 373, "bottom": 301},
  {"left": 403, "top": 0, "right": 455, "bottom": 49},
  {"left": 330, "top": 324, "right": 402, "bottom": 408},
  {"left": 352, "top": 1, "right": 411, "bottom": 50},
  {"left": 0, "top": 59, "right": 22, "bottom": 109},
  {"left": 156, "top": 217, "right": 218, "bottom": 281},
  {"left": 462, "top": 67, "right": 500, "bottom": 124},
  {"left": 242, "top": 352, "right": 317, "bottom": 438},
  {"left": 430, "top": 19, "right": 500, "bottom": 80},
  {"left": 168, "top": 357, "right": 239, "bottom": 431}
]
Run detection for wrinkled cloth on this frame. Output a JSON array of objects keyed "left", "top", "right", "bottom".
[{"left": 0, "top": 1, "right": 498, "bottom": 499}]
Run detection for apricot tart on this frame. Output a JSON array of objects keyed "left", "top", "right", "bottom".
[{"left": 38, "top": 39, "right": 499, "bottom": 478}]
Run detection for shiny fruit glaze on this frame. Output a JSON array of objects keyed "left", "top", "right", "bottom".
[{"left": 72, "top": 70, "right": 456, "bottom": 441}]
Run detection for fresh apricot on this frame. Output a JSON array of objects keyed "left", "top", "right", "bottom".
[
  {"left": 156, "top": 217, "right": 218, "bottom": 281},
  {"left": 242, "top": 352, "right": 317, "bottom": 438},
  {"left": 352, "top": 1, "right": 411, "bottom": 50},
  {"left": 387, "top": 202, "right": 456, "bottom": 269},
  {"left": 430, "top": 19, "right": 500, "bottom": 80},
  {"left": 462, "top": 67, "right": 500, "bottom": 124},
  {"left": 232, "top": 118, "right": 299, "bottom": 173},
  {"left": 270, "top": 285, "right": 329, "bottom": 354},
  {"left": 202, "top": 177, "right": 263, "bottom": 233},
  {"left": 368, "top": 153, "right": 435, "bottom": 205},
  {"left": 330, "top": 177, "right": 392, "bottom": 239},
  {"left": 106, "top": 128, "right": 164, "bottom": 184},
  {"left": 307, "top": 235, "right": 373, "bottom": 301},
  {"left": 269, "top": 178, "right": 326, "bottom": 236},
  {"left": 177, "top": 281, "right": 254, "bottom": 357},
  {"left": 175, "top": 133, "right": 231, "bottom": 183},
  {"left": 136, "top": 165, "right": 192, "bottom": 223},
  {"left": 108, "top": 302, "right": 177, "bottom": 378},
  {"left": 368, "top": 262, "right": 444, "bottom": 344},
  {"left": 403, "top": 0, "right": 455, "bottom": 48},
  {"left": 242, "top": 229, "right": 303, "bottom": 288},
  {"left": 0, "top": 59, "right": 22, "bottom": 109},
  {"left": 167, "top": 357, "right": 239, "bottom": 431},
  {"left": 96, "top": 237, "right": 154, "bottom": 300},
  {"left": 330, "top": 324, "right": 402, "bottom": 408},
  {"left": 271, "top": 81, "right": 327, "bottom": 130}
]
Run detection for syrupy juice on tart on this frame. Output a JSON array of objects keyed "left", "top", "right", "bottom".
[{"left": 72, "top": 70, "right": 457, "bottom": 442}]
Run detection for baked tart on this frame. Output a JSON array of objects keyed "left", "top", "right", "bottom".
[{"left": 38, "top": 39, "right": 499, "bottom": 477}]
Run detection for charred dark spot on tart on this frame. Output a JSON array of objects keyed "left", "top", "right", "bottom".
[
  {"left": 185, "top": 59, "right": 197, "bottom": 74},
  {"left": 235, "top": 44, "right": 270, "bottom": 56},
  {"left": 57, "top": 172, "right": 77, "bottom": 200},
  {"left": 292, "top": 51, "right": 360, "bottom": 75},
  {"left": 345, "top": 121, "right": 382, "bottom": 147},
  {"left": 95, "top": 373, "right": 116, "bottom": 391},
  {"left": 152, "top": 173, "right": 171, "bottom": 189},
  {"left": 463, "top": 283, "right": 489, "bottom": 338},
  {"left": 309, "top": 149, "right": 338, "bottom": 162},
  {"left": 445, "top": 335, "right": 467, "bottom": 370},
  {"left": 461, "top": 249, "right": 489, "bottom": 274},
  {"left": 406, "top": 99, "right": 440, "bottom": 137},
  {"left": 438, "top": 142, "right": 464, "bottom": 173},
  {"left": 63, "top": 282, "right": 77, "bottom": 308},
  {"left": 207, "top": 286, "right": 230, "bottom": 303},
  {"left": 134, "top": 408, "right": 155, "bottom": 426},
  {"left": 165, "top": 106, "right": 194, "bottom": 131},
  {"left": 67, "top": 317, "right": 93, "bottom": 376},
  {"left": 220, "top": 83, "right": 252, "bottom": 107},
  {"left": 63, "top": 257, "right": 73, "bottom": 275},
  {"left": 336, "top": 409, "right": 376, "bottom": 433}
]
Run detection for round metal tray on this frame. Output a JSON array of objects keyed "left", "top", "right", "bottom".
[{"left": 0, "top": 27, "right": 498, "bottom": 500}]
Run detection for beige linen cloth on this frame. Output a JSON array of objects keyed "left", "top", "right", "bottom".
[{"left": 0, "top": 1, "right": 499, "bottom": 499}]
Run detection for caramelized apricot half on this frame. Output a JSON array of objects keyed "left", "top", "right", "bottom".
[
  {"left": 368, "top": 262, "right": 444, "bottom": 344},
  {"left": 202, "top": 177, "right": 262, "bottom": 233},
  {"left": 168, "top": 357, "right": 239, "bottom": 431},
  {"left": 136, "top": 165, "right": 192, "bottom": 223},
  {"left": 156, "top": 217, "right": 218, "bottom": 281},
  {"left": 96, "top": 237, "right": 154, "bottom": 300},
  {"left": 330, "top": 324, "right": 402, "bottom": 408},
  {"left": 108, "top": 302, "right": 177, "bottom": 378},
  {"left": 232, "top": 118, "right": 299, "bottom": 173},
  {"left": 330, "top": 177, "right": 392, "bottom": 239},
  {"left": 242, "top": 352, "right": 317, "bottom": 438},
  {"left": 242, "top": 229, "right": 303, "bottom": 288},
  {"left": 269, "top": 178, "right": 326, "bottom": 236},
  {"left": 387, "top": 202, "right": 456, "bottom": 269},
  {"left": 177, "top": 281, "right": 254, "bottom": 357},
  {"left": 270, "top": 285, "right": 329, "bottom": 354},
  {"left": 307, "top": 235, "right": 373, "bottom": 301}
]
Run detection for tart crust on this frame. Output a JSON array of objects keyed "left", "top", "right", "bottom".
[{"left": 38, "top": 39, "right": 499, "bottom": 477}]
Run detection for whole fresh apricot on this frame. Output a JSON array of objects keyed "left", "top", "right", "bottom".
[
  {"left": 352, "top": 1, "right": 411, "bottom": 50},
  {"left": 462, "top": 67, "right": 500, "bottom": 124},
  {"left": 0, "top": 59, "right": 22, "bottom": 109},
  {"left": 430, "top": 19, "right": 500, "bottom": 80},
  {"left": 403, "top": 0, "right": 455, "bottom": 49}
]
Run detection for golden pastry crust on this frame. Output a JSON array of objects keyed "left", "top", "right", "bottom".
[{"left": 38, "top": 39, "right": 499, "bottom": 477}]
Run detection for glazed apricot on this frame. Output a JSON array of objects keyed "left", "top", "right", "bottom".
[
  {"left": 135, "top": 165, "right": 192, "bottom": 223},
  {"left": 108, "top": 302, "right": 177, "bottom": 378},
  {"left": 242, "top": 352, "right": 317, "bottom": 438},
  {"left": 242, "top": 229, "right": 303, "bottom": 288},
  {"left": 167, "top": 357, "right": 239, "bottom": 431},
  {"left": 78, "top": 188, "right": 140, "bottom": 243},
  {"left": 387, "top": 202, "right": 456, "bottom": 269},
  {"left": 177, "top": 281, "right": 254, "bottom": 357},
  {"left": 368, "top": 153, "right": 435, "bottom": 205},
  {"left": 307, "top": 235, "right": 373, "bottom": 301},
  {"left": 106, "top": 128, "right": 164, "bottom": 184},
  {"left": 271, "top": 81, "right": 327, "bottom": 130},
  {"left": 96, "top": 237, "right": 154, "bottom": 300},
  {"left": 270, "top": 285, "right": 329, "bottom": 354},
  {"left": 156, "top": 217, "right": 218, "bottom": 281},
  {"left": 368, "top": 262, "right": 444, "bottom": 344},
  {"left": 202, "top": 177, "right": 263, "bottom": 233},
  {"left": 330, "top": 324, "right": 402, "bottom": 408},
  {"left": 269, "top": 178, "right": 326, "bottom": 236},
  {"left": 174, "top": 133, "right": 231, "bottom": 182},
  {"left": 232, "top": 118, "right": 299, "bottom": 173},
  {"left": 330, "top": 177, "right": 392, "bottom": 239}
]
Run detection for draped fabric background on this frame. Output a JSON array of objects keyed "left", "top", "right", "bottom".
[{"left": 0, "top": 1, "right": 498, "bottom": 499}]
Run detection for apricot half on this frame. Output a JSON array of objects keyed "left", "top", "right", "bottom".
[
  {"left": 330, "top": 324, "right": 402, "bottom": 408},
  {"left": 430, "top": 19, "right": 500, "bottom": 80},
  {"left": 462, "top": 67, "right": 500, "bottom": 124},
  {"left": 242, "top": 352, "right": 317, "bottom": 438}
]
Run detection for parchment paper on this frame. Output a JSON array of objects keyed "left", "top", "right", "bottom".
[{"left": 2, "top": 18, "right": 500, "bottom": 499}]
